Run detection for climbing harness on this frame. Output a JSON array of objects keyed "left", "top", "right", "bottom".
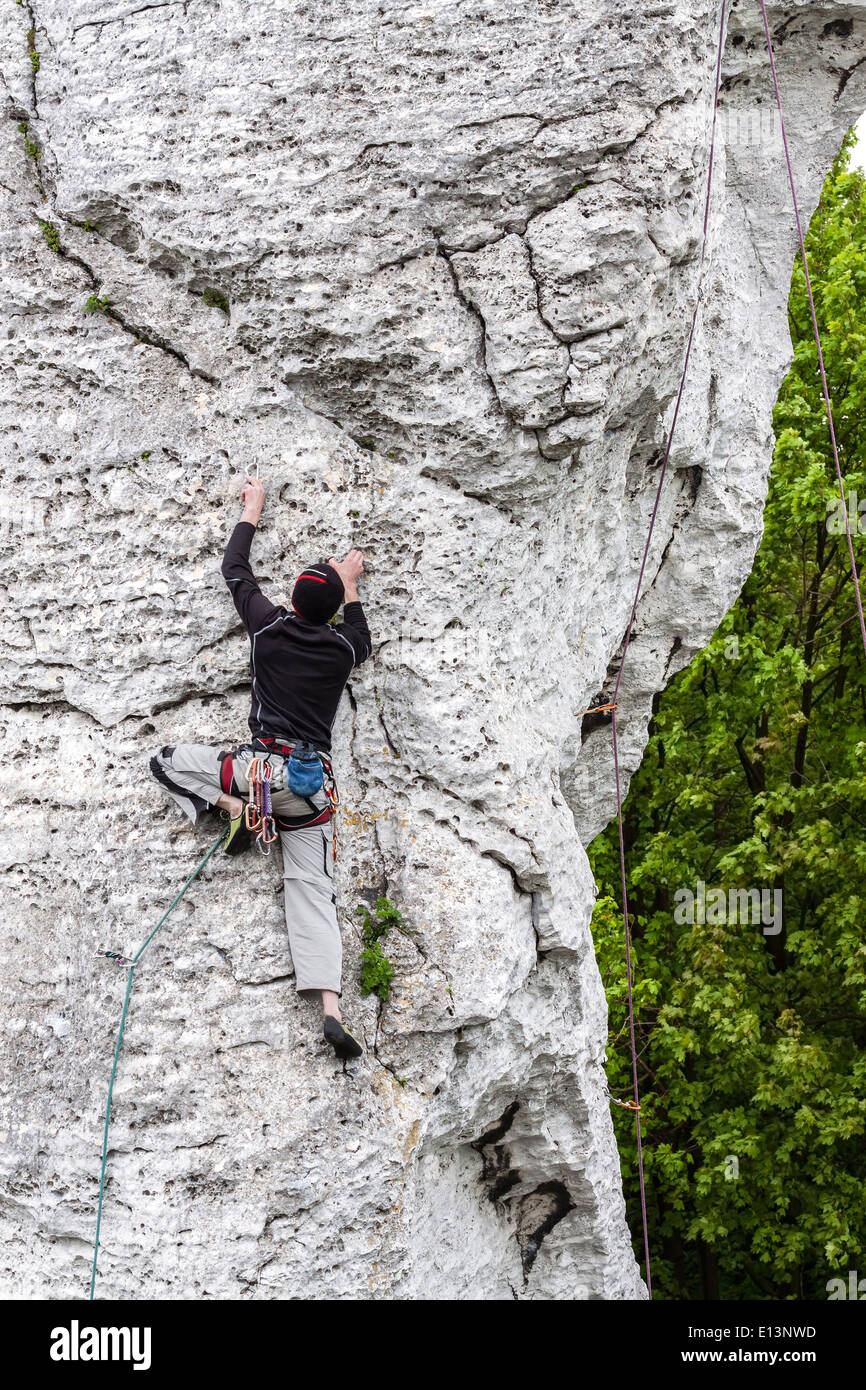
[
  {"left": 245, "top": 756, "right": 279, "bottom": 853},
  {"left": 241, "top": 739, "right": 339, "bottom": 856},
  {"left": 90, "top": 828, "right": 227, "bottom": 1300}
]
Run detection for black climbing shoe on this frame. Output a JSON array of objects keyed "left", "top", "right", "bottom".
[
  {"left": 223, "top": 812, "right": 252, "bottom": 856},
  {"left": 323, "top": 1015, "right": 363, "bottom": 1060}
]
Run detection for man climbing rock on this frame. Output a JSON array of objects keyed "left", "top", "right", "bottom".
[{"left": 150, "top": 476, "right": 371, "bottom": 1060}]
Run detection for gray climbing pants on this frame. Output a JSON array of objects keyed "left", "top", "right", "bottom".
[{"left": 150, "top": 743, "right": 341, "bottom": 996}]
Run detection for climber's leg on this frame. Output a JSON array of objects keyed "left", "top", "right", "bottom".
[
  {"left": 217, "top": 791, "right": 245, "bottom": 818},
  {"left": 321, "top": 988, "right": 341, "bottom": 1021},
  {"left": 279, "top": 830, "right": 361, "bottom": 1059},
  {"left": 150, "top": 744, "right": 241, "bottom": 826},
  {"left": 278, "top": 817, "right": 343, "bottom": 1001}
]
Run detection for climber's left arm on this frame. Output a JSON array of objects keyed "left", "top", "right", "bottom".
[
  {"left": 339, "top": 599, "right": 372, "bottom": 666},
  {"left": 329, "top": 548, "right": 371, "bottom": 665}
]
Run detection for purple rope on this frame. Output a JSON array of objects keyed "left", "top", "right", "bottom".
[
  {"left": 607, "top": 0, "right": 728, "bottom": 1300},
  {"left": 757, "top": 0, "right": 866, "bottom": 660}
]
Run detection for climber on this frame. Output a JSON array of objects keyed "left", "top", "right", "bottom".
[{"left": 150, "top": 475, "right": 371, "bottom": 1061}]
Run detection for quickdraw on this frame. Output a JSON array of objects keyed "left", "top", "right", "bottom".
[
  {"left": 96, "top": 950, "right": 133, "bottom": 968},
  {"left": 245, "top": 756, "right": 279, "bottom": 854},
  {"left": 323, "top": 760, "right": 339, "bottom": 862},
  {"left": 608, "top": 1092, "right": 641, "bottom": 1113}
]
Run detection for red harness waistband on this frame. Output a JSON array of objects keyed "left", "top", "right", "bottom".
[
  {"left": 275, "top": 807, "right": 332, "bottom": 831},
  {"left": 254, "top": 736, "right": 333, "bottom": 772}
]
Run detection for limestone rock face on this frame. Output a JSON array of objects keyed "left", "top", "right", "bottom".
[{"left": 0, "top": 0, "right": 863, "bottom": 1300}]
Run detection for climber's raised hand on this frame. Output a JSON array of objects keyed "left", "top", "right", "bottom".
[
  {"left": 328, "top": 549, "right": 364, "bottom": 601},
  {"left": 240, "top": 476, "right": 265, "bottom": 525}
]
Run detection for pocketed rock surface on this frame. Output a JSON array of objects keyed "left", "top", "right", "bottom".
[{"left": 0, "top": 0, "right": 863, "bottom": 1299}]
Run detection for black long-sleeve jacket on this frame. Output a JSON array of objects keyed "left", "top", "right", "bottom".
[{"left": 221, "top": 522, "right": 371, "bottom": 751}]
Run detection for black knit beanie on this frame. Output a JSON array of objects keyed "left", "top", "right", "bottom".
[{"left": 291, "top": 563, "right": 345, "bottom": 623}]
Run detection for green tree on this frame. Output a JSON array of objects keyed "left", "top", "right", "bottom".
[{"left": 590, "top": 130, "right": 866, "bottom": 1300}]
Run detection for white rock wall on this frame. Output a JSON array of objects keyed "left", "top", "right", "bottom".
[{"left": 0, "top": 0, "right": 864, "bottom": 1300}]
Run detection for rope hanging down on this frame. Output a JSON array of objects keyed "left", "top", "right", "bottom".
[
  {"left": 89, "top": 828, "right": 228, "bottom": 1300},
  {"left": 606, "top": 0, "right": 866, "bottom": 1303},
  {"left": 757, "top": 0, "right": 866, "bottom": 661},
  {"left": 606, "top": 0, "right": 728, "bottom": 1300}
]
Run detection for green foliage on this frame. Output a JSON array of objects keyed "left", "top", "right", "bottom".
[
  {"left": 359, "top": 940, "right": 395, "bottom": 1000},
  {"left": 38, "top": 219, "right": 60, "bottom": 253},
  {"left": 18, "top": 121, "right": 40, "bottom": 160},
  {"left": 356, "top": 896, "right": 409, "bottom": 1001},
  {"left": 27, "top": 29, "right": 39, "bottom": 72},
  {"left": 590, "top": 129, "right": 866, "bottom": 1300},
  {"left": 361, "top": 896, "right": 407, "bottom": 936},
  {"left": 83, "top": 294, "right": 111, "bottom": 315},
  {"left": 202, "top": 287, "right": 229, "bottom": 313}
]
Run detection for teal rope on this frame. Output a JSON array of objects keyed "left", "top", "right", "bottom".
[{"left": 89, "top": 829, "right": 228, "bottom": 1300}]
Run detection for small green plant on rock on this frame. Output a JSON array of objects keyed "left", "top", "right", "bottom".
[
  {"left": 357, "top": 896, "right": 408, "bottom": 1002},
  {"left": 359, "top": 938, "right": 394, "bottom": 1001},
  {"left": 83, "top": 293, "right": 111, "bottom": 315},
  {"left": 27, "top": 29, "right": 39, "bottom": 72},
  {"left": 18, "top": 121, "right": 40, "bottom": 160},
  {"left": 202, "top": 287, "right": 229, "bottom": 313},
  {"left": 38, "top": 219, "right": 60, "bottom": 253}
]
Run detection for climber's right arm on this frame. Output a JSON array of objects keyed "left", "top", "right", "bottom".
[{"left": 221, "top": 478, "right": 283, "bottom": 634}]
